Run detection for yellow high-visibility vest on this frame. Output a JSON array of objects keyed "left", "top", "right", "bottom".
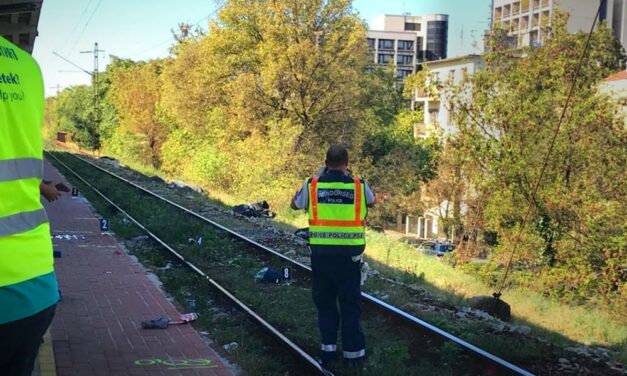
[
  {"left": 0, "top": 36, "right": 58, "bottom": 324},
  {"left": 308, "top": 176, "right": 367, "bottom": 247}
]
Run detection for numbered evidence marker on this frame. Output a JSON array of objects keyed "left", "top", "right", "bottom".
[
  {"left": 99, "top": 218, "right": 110, "bottom": 233},
  {"left": 71, "top": 187, "right": 79, "bottom": 197},
  {"left": 282, "top": 266, "right": 292, "bottom": 282}
]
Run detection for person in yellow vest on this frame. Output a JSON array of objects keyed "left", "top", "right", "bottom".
[
  {"left": 291, "top": 144, "right": 375, "bottom": 371},
  {"left": 0, "top": 35, "right": 61, "bottom": 376}
]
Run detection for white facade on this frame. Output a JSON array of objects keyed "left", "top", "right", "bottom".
[
  {"left": 492, "top": 0, "right": 627, "bottom": 50},
  {"left": 601, "top": 70, "right": 627, "bottom": 126},
  {"left": 413, "top": 54, "right": 485, "bottom": 139},
  {"left": 367, "top": 14, "right": 449, "bottom": 79}
]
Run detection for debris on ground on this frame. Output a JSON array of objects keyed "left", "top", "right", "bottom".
[
  {"left": 294, "top": 228, "right": 309, "bottom": 241},
  {"left": 467, "top": 295, "right": 511, "bottom": 321},
  {"left": 141, "top": 312, "right": 199, "bottom": 329},
  {"left": 255, "top": 267, "right": 282, "bottom": 284},
  {"left": 53, "top": 234, "right": 86, "bottom": 240},
  {"left": 223, "top": 342, "right": 239, "bottom": 352},
  {"left": 99, "top": 156, "right": 120, "bottom": 169},
  {"left": 232, "top": 201, "right": 275, "bottom": 218}
]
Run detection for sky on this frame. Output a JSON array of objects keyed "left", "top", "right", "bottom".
[{"left": 32, "top": 0, "right": 492, "bottom": 97}]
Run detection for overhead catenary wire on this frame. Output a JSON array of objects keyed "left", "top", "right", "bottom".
[
  {"left": 67, "top": 0, "right": 105, "bottom": 56},
  {"left": 59, "top": 0, "right": 97, "bottom": 54},
  {"left": 495, "top": 0, "right": 608, "bottom": 297}
]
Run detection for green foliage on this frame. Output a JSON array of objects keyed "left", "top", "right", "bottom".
[
  {"left": 443, "top": 14, "right": 627, "bottom": 303},
  {"left": 45, "top": 85, "right": 100, "bottom": 149}
]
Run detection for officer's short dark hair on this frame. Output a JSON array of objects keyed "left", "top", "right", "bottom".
[{"left": 326, "top": 144, "right": 349, "bottom": 167}]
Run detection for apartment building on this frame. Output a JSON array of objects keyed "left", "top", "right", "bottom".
[
  {"left": 0, "top": 0, "right": 44, "bottom": 53},
  {"left": 492, "top": 0, "right": 627, "bottom": 50},
  {"left": 367, "top": 14, "right": 449, "bottom": 79},
  {"left": 413, "top": 54, "right": 485, "bottom": 139}
]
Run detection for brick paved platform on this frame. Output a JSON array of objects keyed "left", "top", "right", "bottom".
[{"left": 43, "top": 159, "right": 235, "bottom": 376}]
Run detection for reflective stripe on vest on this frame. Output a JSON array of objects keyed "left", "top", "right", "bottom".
[
  {"left": 0, "top": 208, "right": 48, "bottom": 237},
  {"left": 308, "top": 176, "right": 366, "bottom": 247},
  {"left": 0, "top": 158, "right": 43, "bottom": 182}
]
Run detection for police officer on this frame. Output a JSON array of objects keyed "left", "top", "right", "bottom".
[
  {"left": 0, "top": 36, "right": 60, "bottom": 375},
  {"left": 291, "top": 144, "right": 375, "bottom": 371}
]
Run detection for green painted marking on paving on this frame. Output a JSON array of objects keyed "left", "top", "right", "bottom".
[{"left": 134, "top": 358, "right": 218, "bottom": 369}]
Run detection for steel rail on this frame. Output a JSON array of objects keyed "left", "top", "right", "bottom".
[
  {"left": 45, "top": 151, "right": 330, "bottom": 376},
  {"left": 60, "top": 152, "right": 535, "bottom": 376}
]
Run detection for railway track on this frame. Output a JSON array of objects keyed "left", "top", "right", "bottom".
[{"left": 46, "top": 151, "right": 535, "bottom": 376}]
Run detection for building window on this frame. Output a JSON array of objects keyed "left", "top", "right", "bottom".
[
  {"left": 19, "top": 33, "right": 29, "bottom": 45},
  {"left": 398, "top": 40, "right": 414, "bottom": 51},
  {"left": 367, "top": 38, "right": 375, "bottom": 49},
  {"left": 18, "top": 13, "right": 31, "bottom": 25},
  {"left": 461, "top": 67, "right": 468, "bottom": 78},
  {"left": 2, "top": 34, "right": 13, "bottom": 43},
  {"left": 378, "top": 39, "right": 394, "bottom": 50},
  {"left": 397, "top": 54, "right": 413, "bottom": 65},
  {"left": 396, "top": 69, "right": 412, "bottom": 79},
  {"left": 448, "top": 70, "right": 455, "bottom": 82},
  {"left": 600, "top": 0, "right": 608, "bottom": 21},
  {"left": 426, "top": 20, "right": 448, "bottom": 61},
  {"left": 405, "top": 22, "right": 420, "bottom": 31},
  {"left": 0, "top": 14, "right": 11, "bottom": 23},
  {"left": 377, "top": 53, "right": 393, "bottom": 64}
]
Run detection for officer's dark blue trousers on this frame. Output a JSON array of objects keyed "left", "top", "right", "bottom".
[{"left": 311, "top": 253, "right": 365, "bottom": 366}]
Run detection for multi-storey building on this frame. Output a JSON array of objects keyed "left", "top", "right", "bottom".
[
  {"left": 0, "top": 0, "right": 44, "bottom": 53},
  {"left": 413, "top": 54, "right": 485, "bottom": 139},
  {"left": 367, "top": 14, "right": 449, "bottom": 79},
  {"left": 492, "top": 0, "right": 627, "bottom": 49}
]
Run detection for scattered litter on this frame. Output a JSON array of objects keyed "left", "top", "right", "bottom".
[
  {"left": 284, "top": 250, "right": 297, "bottom": 257},
  {"left": 223, "top": 342, "right": 239, "bottom": 352},
  {"left": 255, "top": 267, "right": 282, "bottom": 284},
  {"left": 141, "top": 317, "right": 169, "bottom": 329},
  {"left": 232, "top": 201, "right": 275, "bottom": 218},
  {"left": 127, "top": 235, "right": 150, "bottom": 248},
  {"left": 105, "top": 271, "right": 112, "bottom": 274},
  {"left": 100, "top": 157, "right": 120, "bottom": 169},
  {"left": 294, "top": 228, "right": 309, "bottom": 240},
  {"left": 53, "top": 234, "right": 86, "bottom": 240},
  {"left": 360, "top": 261, "right": 369, "bottom": 286},
  {"left": 113, "top": 250, "right": 122, "bottom": 255},
  {"left": 157, "top": 262, "right": 175, "bottom": 271},
  {"left": 141, "top": 313, "right": 199, "bottom": 330},
  {"left": 186, "top": 299, "right": 197, "bottom": 308},
  {"left": 188, "top": 236, "right": 203, "bottom": 245}
]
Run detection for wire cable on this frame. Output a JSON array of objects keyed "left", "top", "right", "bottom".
[
  {"left": 59, "top": 0, "right": 96, "bottom": 54},
  {"left": 67, "top": 0, "right": 105, "bottom": 55}
]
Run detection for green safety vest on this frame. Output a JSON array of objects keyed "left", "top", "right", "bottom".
[
  {"left": 0, "top": 36, "right": 58, "bottom": 324},
  {"left": 308, "top": 176, "right": 367, "bottom": 247}
]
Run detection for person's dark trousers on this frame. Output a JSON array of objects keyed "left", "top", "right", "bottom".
[
  {"left": 311, "top": 253, "right": 365, "bottom": 368},
  {"left": 0, "top": 304, "right": 56, "bottom": 376}
]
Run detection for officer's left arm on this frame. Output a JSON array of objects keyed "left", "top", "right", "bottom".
[
  {"left": 291, "top": 182, "right": 308, "bottom": 210},
  {"left": 364, "top": 183, "right": 375, "bottom": 208}
]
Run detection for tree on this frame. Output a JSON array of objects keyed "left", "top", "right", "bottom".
[
  {"left": 108, "top": 60, "right": 168, "bottom": 167},
  {"left": 442, "top": 14, "right": 626, "bottom": 302},
  {"left": 44, "top": 85, "right": 100, "bottom": 150}
]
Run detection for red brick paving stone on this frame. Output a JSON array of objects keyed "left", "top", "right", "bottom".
[{"left": 43, "top": 159, "right": 235, "bottom": 376}]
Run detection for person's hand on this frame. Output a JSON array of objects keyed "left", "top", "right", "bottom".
[
  {"left": 54, "top": 182, "right": 70, "bottom": 192},
  {"left": 40, "top": 182, "right": 62, "bottom": 202}
]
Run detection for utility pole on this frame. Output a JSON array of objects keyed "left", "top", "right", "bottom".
[
  {"left": 80, "top": 42, "right": 105, "bottom": 135},
  {"left": 49, "top": 84, "right": 61, "bottom": 95}
]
